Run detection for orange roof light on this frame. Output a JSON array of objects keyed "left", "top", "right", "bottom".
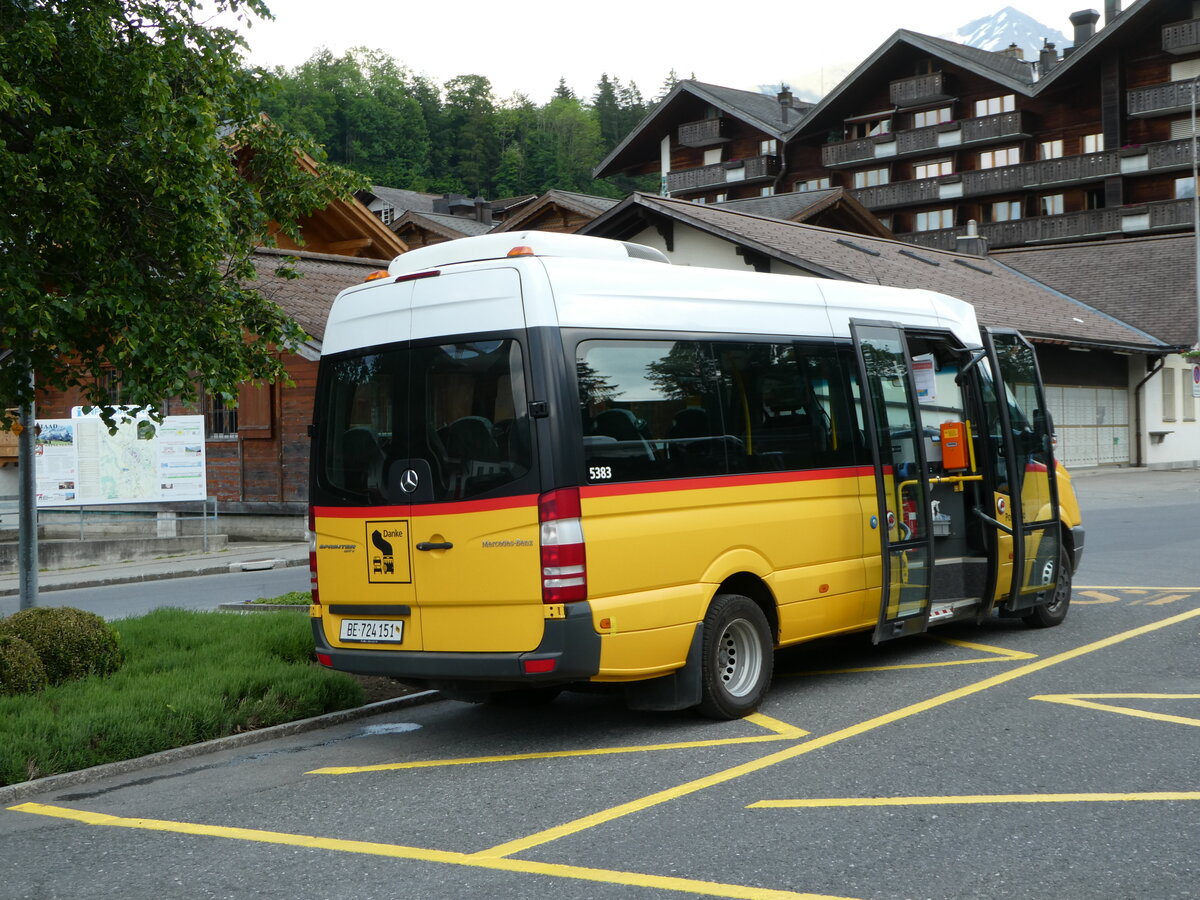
[
  {"left": 363, "top": 269, "right": 391, "bottom": 282},
  {"left": 506, "top": 245, "right": 535, "bottom": 258}
]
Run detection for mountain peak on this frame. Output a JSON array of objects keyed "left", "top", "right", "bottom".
[{"left": 947, "top": 6, "right": 1070, "bottom": 61}]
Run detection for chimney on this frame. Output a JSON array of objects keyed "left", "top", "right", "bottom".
[
  {"left": 473, "top": 196, "right": 492, "bottom": 225},
  {"left": 955, "top": 220, "right": 989, "bottom": 257},
  {"left": 1069, "top": 9, "right": 1100, "bottom": 50},
  {"left": 998, "top": 43, "right": 1025, "bottom": 60},
  {"left": 1105, "top": 0, "right": 1121, "bottom": 26},
  {"left": 777, "top": 85, "right": 793, "bottom": 124},
  {"left": 1039, "top": 40, "right": 1059, "bottom": 75}
]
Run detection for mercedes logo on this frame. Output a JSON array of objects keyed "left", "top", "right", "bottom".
[{"left": 399, "top": 469, "right": 420, "bottom": 493}]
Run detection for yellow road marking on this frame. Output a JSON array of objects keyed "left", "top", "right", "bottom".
[
  {"left": 476, "top": 606, "right": 1200, "bottom": 860},
  {"left": 1145, "top": 594, "right": 1190, "bottom": 606},
  {"left": 783, "top": 635, "right": 1034, "bottom": 676},
  {"left": 7, "top": 803, "right": 855, "bottom": 900},
  {"left": 749, "top": 792, "right": 1200, "bottom": 809},
  {"left": 1074, "top": 591, "right": 1122, "bottom": 604},
  {"left": 307, "top": 712, "right": 808, "bottom": 775},
  {"left": 1031, "top": 693, "right": 1200, "bottom": 728},
  {"left": 1076, "top": 586, "right": 1200, "bottom": 592}
]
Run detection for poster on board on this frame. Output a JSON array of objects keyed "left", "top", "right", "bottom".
[{"left": 34, "top": 411, "right": 207, "bottom": 506}]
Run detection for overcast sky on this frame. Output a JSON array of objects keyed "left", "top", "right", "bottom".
[{"left": 219, "top": 1, "right": 1100, "bottom": 103}]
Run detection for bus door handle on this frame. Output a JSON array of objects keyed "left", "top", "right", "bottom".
[
  {"left": 416, "top": 541, "right": 454, "bottom": 551},
  {"left": 971, "top": 506, "right": 1012, "bottom": 535}
]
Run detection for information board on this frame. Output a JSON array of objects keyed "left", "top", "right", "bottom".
[{"left": 34, "top": 412, "right": 207, "bottom": 506}]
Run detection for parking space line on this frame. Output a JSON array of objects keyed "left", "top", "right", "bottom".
[
  {"left": 781, "top": 635, "right": 1034, "bottom": 677},
  {"left": 306, "top": 713, "right": 808, "bottom": 776},
  {"left": 476, "top": 605, "right": 1200, "bottom": 860},
  {"left": 748, "top": 792, "right": 1200, "bottom": 809},
  {"left": 1031, "top": 693, "right": 1200, "bottom": 727},
  {"left": 7, "top": 802, "right": 858, "bottom": 900}
]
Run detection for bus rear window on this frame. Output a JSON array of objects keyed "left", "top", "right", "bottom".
[{"left": 317, "top": 338, "right": 532, "bottom": 503}]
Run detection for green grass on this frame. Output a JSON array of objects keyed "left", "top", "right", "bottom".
[
  {"left": 250, "top": 590, "right": 312, "bottom": 605},
  {"left": 0, "top": 608, "right": 364, "bottom": 786}
]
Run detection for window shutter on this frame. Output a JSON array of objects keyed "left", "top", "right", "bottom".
[{"left": 237, "top": 382, "right": 274, "bottom": 439}]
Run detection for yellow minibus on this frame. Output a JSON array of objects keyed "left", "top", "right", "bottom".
[{"left": 308, "top": 233, "right": 1082, "bottom": 718}]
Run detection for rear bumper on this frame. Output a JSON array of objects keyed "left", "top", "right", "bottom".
[{"left": 312, "top": 601, "right": 601, "bottom": 685}]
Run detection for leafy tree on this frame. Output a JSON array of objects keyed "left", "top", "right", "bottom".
[
  {"left": 442, "top": 74, "right": 498, "bottom": 195},
  {"left": 0, "top": 0, "right": 365, "bottom": 426}
]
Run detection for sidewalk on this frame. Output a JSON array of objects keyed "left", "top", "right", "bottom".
[{"left": 0, "top": 541, "right": 309, "bottom": 597}]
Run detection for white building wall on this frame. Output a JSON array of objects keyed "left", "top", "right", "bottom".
[{"left": 1140, "top": 355, "right": 1200, "bottom": 469}]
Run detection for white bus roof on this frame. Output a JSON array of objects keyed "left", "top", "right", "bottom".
[{"left": 387, "top": 232, "right": 669, "bottom": 276}]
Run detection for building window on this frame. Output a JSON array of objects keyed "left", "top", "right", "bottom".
[
  {"left": 1041, "top": 194, "right": 1064, "bottom": 215},
  {"left": 914, "top": 208, "right": 954, "bottom": 231},
  {"left": 1176, "top": 176, "right": 1195, "bottom": 199},
  {"left": 913, "top": 106, "right": 952, "bottom": 128},
  {"left": 985, "top": 200, "right": 1022, "bottom": 222},
  {"left": 206, "top": 392, "right": 238, "bottom": 438},
  {"left": 795, "top": 177, "right": 831, "bottom": 192},
  {"left": 1085, "top": 186, "right": 1105, "bottom": 210},
  {"left": 713, "top": 193, "right": 727, "bottom": 203},
  {"left": 914, "top": 158, "right": 953, "bottom": 180},
  {"left": 845, "top": 116, "right": 891, "bottom": 140},
  {"left": 704, "top": 147, "right": 723, "bottom": 165},
  {"left": 759, "top": 139, "right": 778, "bottom": 156},
  {"left": 1083, "top": 133, "right": 1105, "bottom": 153},
  {"left": 1039, "top": 140, "right": 1064, "bottom": 160},
  {"left": 694, "top": 197, "right": 706, "bottom": 204},
  {"left": 853, "top": 167, "right": 890, "bottom": 188},
  {"left": 979, "top": 146, "right": 1020, "bottom": 169},
  {"left": 1182, "top": 369, "right": 1196, "bottom": 422},
  {"left": 379, "top": 207, "right": 394, "bottom": 226},
  {"left": 99, "top": 369, "right": 126, "bottom": 407},
  {"left": 1162, "top": 368, "right": 1177, "bottom": 422},
  {"left": 974, "top": 95, "right": 1015, "bottom": 117},
  {"left": 760, "top": 186, "right": 775, "bottom": 197}
]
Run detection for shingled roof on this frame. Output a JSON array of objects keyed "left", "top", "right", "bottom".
[
  {"left": 491, "top": 190, "right": 619, "bottom": 233},
  {"left": 996, "top": 233, "right": 1197, "bottom": 348},
  {"left": 713, "top": 188, "right": 893, "bottom": 238},
  {"left": 580, "top": 193, "right": 1164, "bottom": 352},
  {"left": 249, "top": 248, "right": 390, "bottom": 344}
]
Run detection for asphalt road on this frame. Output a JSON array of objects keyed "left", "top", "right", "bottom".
[{"left": 1, "top": 468, "right": 1197, "bottom": 900}]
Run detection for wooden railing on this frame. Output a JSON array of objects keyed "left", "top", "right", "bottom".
[
  {"left": 1128, "top": 79, "right": 1198, "bottom": 117},
  {"left": 665, "top": 155, "right": 779, "bottom": 193},
  {"left": 889, "top": 72, "right": 953, "bottom": 107},
  {"left": 1163, "top": 18, "right": 1200, "bottom": 55},
  {"left": 821, "top": 111, "right": 1029, "bottom": 168},
  {"left": 677, "top": 117, "right": 730, "bottom": 148}
]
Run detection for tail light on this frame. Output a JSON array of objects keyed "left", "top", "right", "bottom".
[
  {"left": 307, "top": 507, "right": 320, "bottom": 606},
  {"left": 539, "top": 487, "right": 587, "bottom": 603}
]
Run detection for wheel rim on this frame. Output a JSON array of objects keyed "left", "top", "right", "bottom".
[
  {"left": 716, "top": 617, "right": 763, "bottom": 698},
  {"left": 1039, "top": 554, "right": 1068, "bottom": 613}
]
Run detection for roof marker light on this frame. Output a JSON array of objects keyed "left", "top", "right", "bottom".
[
  {"left": 507, "top": 245, "right": 535, "bottom": 257},
  {"left": 362, "top": 269, "right": 391, "bottom": 282}
]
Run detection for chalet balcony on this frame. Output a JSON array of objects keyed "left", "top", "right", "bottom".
[
  {"left": 1163, "top": 18, "right": 1200, "bottom": 55},
  {"left": 1127, "top": 79, "right": 1200, "bottom": 117},
  {"left": 665, "top": 155, "right": 779, "bottom": 194},
  {"left": 821, "top": 111, "right": 1030, "bottom": 168},
  {"left": 900, "top": 197, "right": 1194, "bottom": 250},
  {"left": 677, "top": 117, "right": 732, "bottom": 148},
  {"left": 889, "top": 72, "right": 954, "bottom": 108},
  {"left": 850, "top": 149, "right": 1120, "bottom": 211}
]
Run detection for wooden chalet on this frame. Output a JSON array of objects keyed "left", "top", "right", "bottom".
[{"left": 490, "top": 190, "right": 619, "bottom": 234}]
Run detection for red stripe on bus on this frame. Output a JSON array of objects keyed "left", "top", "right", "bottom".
[
  {"left": 580, "top": 465, "right": 876, "bottom": 499},
  {"left": 312, "top": 494, "right": 539, "bottom": 519}
]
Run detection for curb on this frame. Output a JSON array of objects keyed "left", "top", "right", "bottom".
[
  {"left": 0, "top": 555, "right": 308, "bottom": 597},
  {"left": 0, "top": 689, "right": 442, "bottom": 805}
]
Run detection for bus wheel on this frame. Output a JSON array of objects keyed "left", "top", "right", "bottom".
[
  {"left": 1022, "top": 546, "right": 1071, "bottom": 628},
  {"left": 697, "top": 594, "right": 773, "bottom": 720}
]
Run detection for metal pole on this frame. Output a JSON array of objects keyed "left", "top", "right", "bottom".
[
  {"left": 1192, "top": 77, "right": 1200, "bottom": 351},
  {"left": 17, "top": 381, "right": 38, "bottom": 609}
]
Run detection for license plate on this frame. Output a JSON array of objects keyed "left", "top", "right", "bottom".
[{"left": 339, "top": 618, "right": 404, "bottom": 643}]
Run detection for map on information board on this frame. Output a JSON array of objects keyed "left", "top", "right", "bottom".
[{"left": 34, "top": 412, "right": 207, "bottom": 506}]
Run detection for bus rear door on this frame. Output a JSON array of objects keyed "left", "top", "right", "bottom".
[{"left": 851, "top": 321, "right": 936, "bottom": 643}]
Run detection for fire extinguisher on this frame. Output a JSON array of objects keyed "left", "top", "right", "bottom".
[{"left": 902, "top": 492, "right": 919, "bottom": 538}]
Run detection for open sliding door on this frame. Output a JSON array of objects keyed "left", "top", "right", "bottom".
[
  {"left": 852, "top": 321, "right": 936, "bottom": 643},
  {"left": 981, "top": 329, "right": 1061, "bottom": 612}
]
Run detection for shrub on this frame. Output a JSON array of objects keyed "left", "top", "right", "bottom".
[
  {"left": 0, "top": 607, "right": 123, "bottom": 685},
  {"left": 0, "top": 634, "right": 47, "bottom": 696}
]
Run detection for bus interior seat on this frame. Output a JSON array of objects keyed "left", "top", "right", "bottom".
[
  {"left": 340, "top": 427, "right": 385, "bottom": 495},
  {"left": 592, "top": 408, "right": 655, "bottom": 459}
]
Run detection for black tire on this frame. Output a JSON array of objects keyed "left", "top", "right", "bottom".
[
  {"left": 1022, "top": 545, "right": 1072, "bottom": 628},
  {"left": 697, "top": 593, "right": 773, "bottom": 720}
]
